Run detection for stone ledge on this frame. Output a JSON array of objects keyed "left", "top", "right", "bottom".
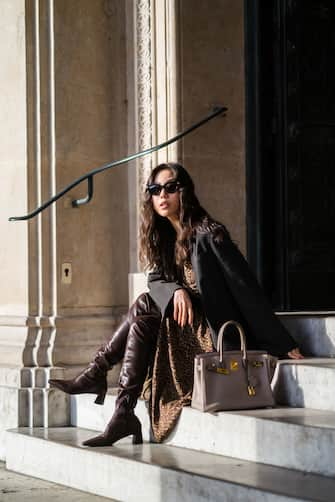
[{"left": 72, "top": 391, "right": 335, "bottom": 477}]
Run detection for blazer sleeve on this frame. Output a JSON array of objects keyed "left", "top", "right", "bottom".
[
  {"left": 205, "top": 229, "right": 296, "bottom": 355},
  {"left": 147, "top": 270, "right": 182, "bottom": 315}
]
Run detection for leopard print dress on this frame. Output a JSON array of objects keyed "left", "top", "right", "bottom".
[{"left": 148, "top": 262, "right": 213, "bottom": 443}]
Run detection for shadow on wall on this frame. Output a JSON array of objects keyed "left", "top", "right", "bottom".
[
  {"left": 279, "top": 317, "right": 335, "bottom": 357},
  {"left": 271, "top": 363, "right": 305, "bottom": 408}
]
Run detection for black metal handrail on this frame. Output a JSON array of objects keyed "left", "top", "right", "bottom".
[{"left": 9, "top": 106, "right": 227, "bottom": 221}]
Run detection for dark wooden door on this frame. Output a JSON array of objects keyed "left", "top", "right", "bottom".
[{"left": 245, "top": 0, "right": 335, "bottom": 310}]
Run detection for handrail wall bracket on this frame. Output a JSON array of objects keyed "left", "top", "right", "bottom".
[{"left": 72, "top": 175, "right": 94, "bottom": 208}]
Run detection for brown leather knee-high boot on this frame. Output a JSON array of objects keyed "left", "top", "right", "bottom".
[
  {"left": 49, "top": 293, "right": 160, "bottom": 405},
  {"left": 82, "top": 301, "right": 161, "bottom": 447}
]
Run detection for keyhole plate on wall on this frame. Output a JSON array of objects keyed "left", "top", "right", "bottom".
[{"left": 61, "top": 263, "right": 72, "bottom": 284}]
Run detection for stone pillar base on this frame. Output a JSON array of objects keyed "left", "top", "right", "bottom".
[
  {"left": 128, "top": 272, "right": 148, "bottom": 305},
  {"left": 0, "top": 362, "right": 122, "bottom": 461}
]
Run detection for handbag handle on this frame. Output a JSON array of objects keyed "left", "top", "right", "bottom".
[{"left": 217, "top": 320, "right": 247, "bottom": 363}]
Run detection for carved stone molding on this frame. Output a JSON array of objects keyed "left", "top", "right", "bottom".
[
  {"left": 135, "top": 0, "right": 153, "bottom": 192},
  {"left": 127, "top": 0, "right": 179, "bottom": 278},
  {"left": 134, "top": 0, "right": 179, "bottom": 189}
]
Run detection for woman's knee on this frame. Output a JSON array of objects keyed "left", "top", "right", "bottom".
[
  {"left": 128, "top": 295, "right": 161, "bottom": 344},
  {"left": 131, "top": 292, "right": 161, "bottom": 319}
]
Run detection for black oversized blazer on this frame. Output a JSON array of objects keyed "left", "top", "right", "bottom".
[{"left": 147, "top": 223, "right": 296, "bottom": 357}]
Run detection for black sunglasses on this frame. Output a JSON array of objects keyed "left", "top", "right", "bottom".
[{"left": 146, "top": 180, "right": 181, "bottom": 196}]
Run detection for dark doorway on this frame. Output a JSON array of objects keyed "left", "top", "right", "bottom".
[{"left": 245, "top": 0, "right": 335, "bottom": 311}]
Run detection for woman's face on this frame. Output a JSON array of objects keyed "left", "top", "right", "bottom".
[{"left": 151, "top": 168, "right": 180, "bottom": 221}]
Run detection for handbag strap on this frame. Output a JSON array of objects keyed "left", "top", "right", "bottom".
[{"left": 217, "top": 320, "right": 247, "bottom": 363}]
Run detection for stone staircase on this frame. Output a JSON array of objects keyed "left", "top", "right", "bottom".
[{"left": 4, "top": 315, "right": 335, "bottom": 501}]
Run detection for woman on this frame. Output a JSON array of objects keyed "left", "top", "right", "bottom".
[{"left": 49, "top": 162, "right": 303, "bottom": 446}]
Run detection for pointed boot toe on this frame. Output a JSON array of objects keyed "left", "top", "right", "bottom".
[
  {"left": 82, "top": 429, "right": 143, "bottom": 447},
  {"left": 48, "top": 374, "right": 107, "bottom": 405},
  {"left": 49, "top": 378, "right": 72, "bottom": 393},
  {"left": 82, "top": 411, "right": 143, "bottom": 447},
  {"left": 82, "top": 434, "right": 110, "bottom": 447}
]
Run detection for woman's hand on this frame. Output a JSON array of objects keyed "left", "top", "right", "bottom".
[
  {"left": 173, "top": 289, "right": 193, "bottom": 327},
  {"left": 287, "top": 347, "right": 304, "bottom": 359}
]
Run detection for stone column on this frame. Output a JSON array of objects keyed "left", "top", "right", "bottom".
[
  {"left": 0, "top": 0, "right": 32, "bottom": 459},
  {"left": 127, "top": 0, "right": 180, "bottom": 302}
]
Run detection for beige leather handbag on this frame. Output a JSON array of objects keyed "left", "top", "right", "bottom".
[{"left": 191, "top": 320, "right": 277, "bottom": 412}]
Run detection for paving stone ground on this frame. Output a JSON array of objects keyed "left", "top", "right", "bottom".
[{"left": 0, "top": 462, "right": 114, "bottom": 502}]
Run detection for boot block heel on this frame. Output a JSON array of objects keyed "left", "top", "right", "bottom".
[
  {"left": 132, "top": 428, "right": 143, "bottom": 444},
  {"left": 94, "top": 390, "right": 106, "bottom": 405}
]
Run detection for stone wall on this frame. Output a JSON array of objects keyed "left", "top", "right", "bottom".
[
  {"left": 178, "top": 0, "right": 246, "bottom": 251},
  {"left": 54, "top": 0, "right": 129, "bottom": 313}
]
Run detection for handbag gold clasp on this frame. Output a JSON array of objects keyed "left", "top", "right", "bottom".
[
  {"left": 217, "top": 367, "right": 229, "bottom": 375},
  {"left": 230, "top": 360, "right": 239, "bottom": 371},
  {"left": 251, "top": 361, "right": 264, "bottom": 368},
  {"left": 207, "top": 363, "right": 229, "bottom": 375}
]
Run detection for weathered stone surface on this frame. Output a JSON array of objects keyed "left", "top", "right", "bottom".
[{"left": 0, "top": 386, "right": 29, "bottom": 460}]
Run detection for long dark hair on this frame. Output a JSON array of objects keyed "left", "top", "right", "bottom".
[{"left": 139, "top": 162, "right": 209, "bottom": 278}]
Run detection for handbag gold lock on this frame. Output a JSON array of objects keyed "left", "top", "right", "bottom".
[{"left": 248, "top": 385, "right": 256, "bottom": 396}]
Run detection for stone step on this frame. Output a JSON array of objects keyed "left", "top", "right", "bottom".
[
  {"left": 279, "top": 315, "right": 335, "bottom": 357},
  {"left": 273, "top": 358, "right": 335, "bottom": 411},
  {"left": 72, "top": 393, "right": 335, "bottom": 477},
  {"left": 5, "top": 427, "right": 335, "bottom": 502}
]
